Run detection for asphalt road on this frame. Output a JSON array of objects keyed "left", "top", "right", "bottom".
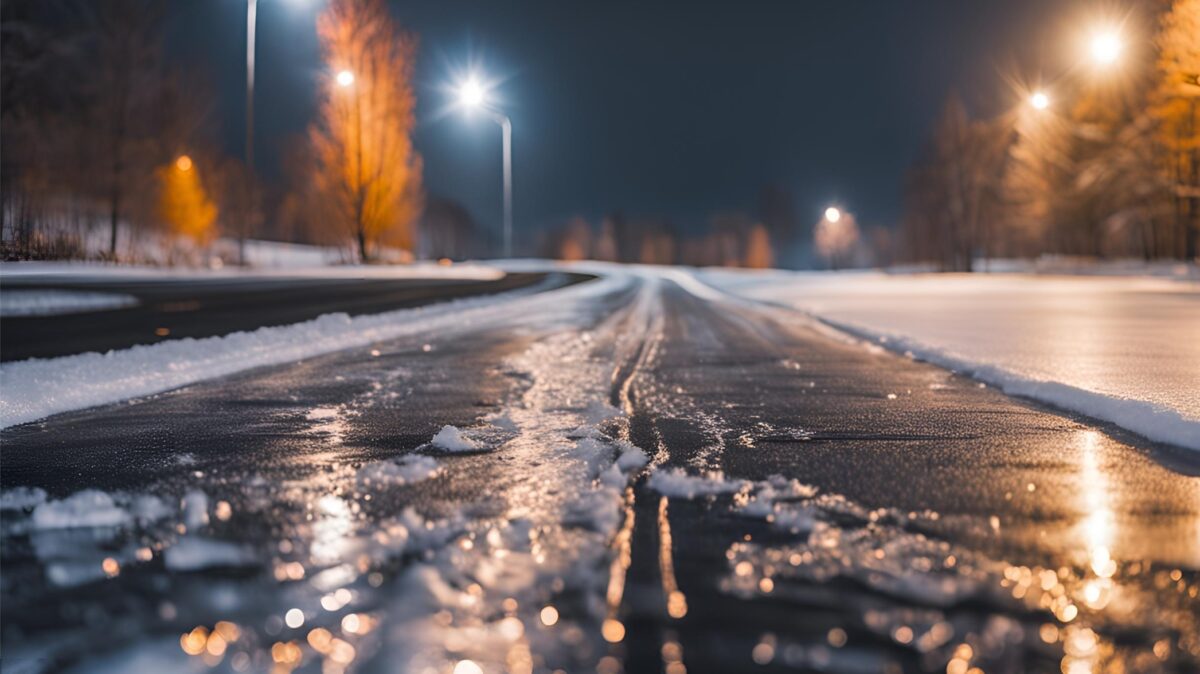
[
  {"left": 0, "top": 271, "right": 562, "bottom": 361},
  {"left": 1, "top": 269, "right": 1196, "bottom": 674}
]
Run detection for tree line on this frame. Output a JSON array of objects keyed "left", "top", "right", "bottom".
[
  {"left": 899, "top": 0, "right": 1199, "bottom": 271},
  {"left": 1, "top": 0, "right": 422, "bottom": 264}
]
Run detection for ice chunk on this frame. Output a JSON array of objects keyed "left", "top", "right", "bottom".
[
  {"left": 430, "top": 425, "right": 481, "bottom": 452},
  {"left": 181, "top": 490, "right": 209, "bottom": 529},
  {"left": 358, "top": 455, "right": 442, "bottom": 486},
  {"left": 647, "top": 468, "right": 750, "bottom": 499},
  {"left": 0, "top": 486, "right": 47, "bottom": 510},
  {"left": 164, "top": 537, "right": 256, "bottom": 571},
  {"left": 31, "top": 490, "right": 132, "bottom": 530}
]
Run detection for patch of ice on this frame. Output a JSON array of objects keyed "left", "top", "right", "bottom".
[
  {"left": 647, "top": 468, "right": 751, "bottom": 499},
  {"left": 164, "top": 537, "right": 256, "bottom": 571},
  {"left": 0, "top": 289, "right": 138, "bottom": 317},
  {"left": 358, "top": 455, "right": 443, "bottom": 487},
  {"left": 31, "top": 490, "right": 132, "bottom": 530},
  {"left": 430, "top": 425, "right": 481, "bottom": 452}
]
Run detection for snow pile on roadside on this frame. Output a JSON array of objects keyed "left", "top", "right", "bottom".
[
  {"left": 0, "top": 272, "right": 629, "bottom": 428},
  {"left": 0, "top": 289, "right": 137, "bottom": 317}
]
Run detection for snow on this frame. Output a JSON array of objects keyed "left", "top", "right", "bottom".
[
  {"left": 430, "top": 425, "right": 482, "bottom": 452},
  {"left": 648, "top": 468, "right": 750, "bottom": 499},
  {"left": 704, "top": 270, "right": 1200, "bottom": 451},
  {"left": 30, "top": 490, "right": 133, "bottom": 530},
  {"left": 0, "top": 258, "right": 504, "bottom": 281},
  {"left": 0, "top": 289, "right": 137, "bottom": 317},
  {"left": 358, "top": 455, "right": 443, "bottom": 486},
  {"left": 0, "top": 273, "right": 628, "bottom": 428},
  {"left": 163, "top": 537, "right": 256, "bottom": 571},
  {"left": 0, "top": 486, "right": 47, "bottom": 510}
]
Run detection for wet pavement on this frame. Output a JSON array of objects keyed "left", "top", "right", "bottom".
[{"left": 1, "top": 269, "right": 1197, "bottom": 674}]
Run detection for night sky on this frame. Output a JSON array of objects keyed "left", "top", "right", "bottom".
[{"left": 167, "top": 0, "right": 1071, "bottom": 242}]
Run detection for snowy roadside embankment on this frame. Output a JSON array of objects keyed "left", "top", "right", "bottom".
[
  {"left": 0, "top": 259, "right": 504, "bottom": 282},
  {"left": 0, "top": 272, "right": 624, "bottom": 428},
  {"left": 0, "top": 289, "right": 138, "bottom": 317},
  {"left": 702, "top": 270, "right": 1200, "bottom": 452}
]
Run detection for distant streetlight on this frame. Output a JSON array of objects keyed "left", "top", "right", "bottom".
[
  {"left": 1089, "top": 30, "right": 1122, "bottom": 66},
  {"left": 1030, "top": 91, "right": 1050, "bottom": 110},
  {"left": 824, "top": 206, "right": 842, "bottom": 223},
  {"left": 455, "top": 75, "right": 514, "bottom": 258},
  {"left": 175, "top": 155, "right": 193, "bottom": 172},
  {"left": 336, "top": 69, "right": 355, "bottom": 88}
]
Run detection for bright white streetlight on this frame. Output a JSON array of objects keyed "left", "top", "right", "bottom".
[
  {"left": 824, "top": 207, "right": 841, "bottom": 223},
  {"left": 1030, "top": 91, "right": 1050, "bottom": 110},
  {"left": 1089, "top": 30, "right": 1122, "bottom": 66},
  {"left": 458, "top": 78, "right": 486, "bottom": 108},
  {"left": 453, "top": 74, "right": 514, "bottom": 258},
  {"left": 336, "top": 69, "right": 355, "bottom": 88}
]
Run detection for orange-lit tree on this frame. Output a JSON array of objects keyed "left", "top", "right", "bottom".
[
  {"left": 158, "top": 155, "right": 217, "bottom": 246},
  {"left": 310, "top": 0, "right": 423, "bottom": 262},
  {"left": 1151, "top": 0, "right": 1200, "bottom": 259}
]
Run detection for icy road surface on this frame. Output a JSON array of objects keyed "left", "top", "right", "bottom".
[
  {"left": 705, "top": 270, "right": 1200, "bottom": 450},
  {"left": 1, "top": 265, "right": 1198, "bottom": 674}
]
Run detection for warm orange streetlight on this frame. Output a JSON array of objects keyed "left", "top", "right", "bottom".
[
  {"left": 175, "top": 155, "right": 193, "bottom": 172},
  {"left": 1030, "top": 91, "right": 1050, "bottom": 110},
  {"left": 1089, "top": 30, "right": 1122, "bottom": 67},
  {"left": 335, "top": 69, "right": 355, "bottom": 88}
]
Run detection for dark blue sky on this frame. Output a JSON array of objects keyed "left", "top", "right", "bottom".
[{"left": 168, "top": 0, "right": 1067, "bottom": 240}]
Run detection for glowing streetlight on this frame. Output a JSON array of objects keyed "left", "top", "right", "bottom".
[
  {"left": 1030, "top": 91, "right": 1050, "bottom": 110},
  {"left": 336, "top": 69, "right": 355, "bottom": 88},
  {"left": 454, "top": 74, "right": 514, "bottom": 258},
  {"left": 824, "top": 207, "right": 841, "bottom": 223},
  {"left": 458, "top": 78, "right": 485, "bottom": 108},
  {"left": 1089, "top": 30, "right": 1122, "bottom": 66},
  {"left": 175, "top": 155, "right": 193, "bottom": 172}
]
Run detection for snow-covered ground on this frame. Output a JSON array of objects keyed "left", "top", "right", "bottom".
[
  {"left": 703, "top": 269, "right": 1200, "bottom": 451},
  {"left": 0, "top": 259, "right": 503, "bottom": 282},
  {"left": 0, "top": 289, "right": 138, "bottom": 317},
  {"left": 3, "top": 260, "right": 1197, "bottom": 451},
  {"left": 0, "top": 273, "right": 624, "bottom": 429}
]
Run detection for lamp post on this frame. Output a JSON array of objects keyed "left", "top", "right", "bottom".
[
  {"left": 336, "top": 69, "right": 370, "bottom": 262},
  {"left": 456, "top": 77, "right": 514, "bottom": 259}
]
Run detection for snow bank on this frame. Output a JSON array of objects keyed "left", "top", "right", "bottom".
[
  {"left": 0, "top": 259, "right": 504, "bottom": 281},
  {"left": 0, "top": 289, "right": 137, "bottom": 317},
  {"left": 828, "top": 319, "right": 1200, "bottom": 451},
  {"left": 0, "top": 272, "right": 628, "bottom": 428}
]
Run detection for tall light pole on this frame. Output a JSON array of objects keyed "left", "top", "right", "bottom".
[
  {"left": 242, "top": 0, "right": 259, "bottom": 265},
  {"left": 456, "top": 77, "right": 514, "bottom": 258}
]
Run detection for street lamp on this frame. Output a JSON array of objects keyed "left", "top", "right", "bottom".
[
  {"left": 1030, "top": 91, "right": 1050, "bottom": 110},
  {"left": 455, "top": 76, "right": 514, "bottom": 259},
  {"left": 336, "top": 69, "right": 355, "bottom": 88},
  {"left": 1089, "top": 30, "right": 1122, "bottom": 67},
  {"left": 824, "top": 206, "right": 841, "bottom": 223}
]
